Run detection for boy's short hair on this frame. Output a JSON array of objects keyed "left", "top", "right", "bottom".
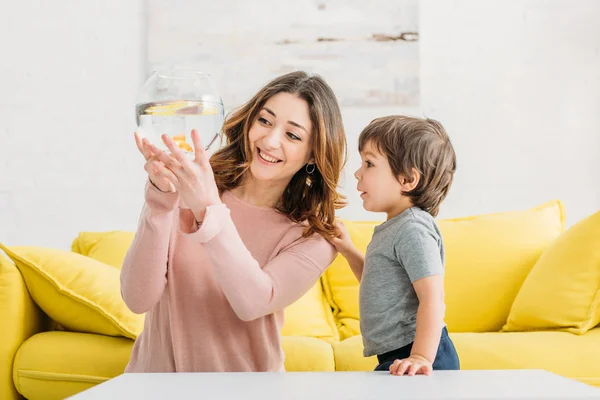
[{"left": 358, "top": 115, "right": 456, "bottom": 217}]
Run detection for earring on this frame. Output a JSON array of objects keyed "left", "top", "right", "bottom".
[{"left": 306, "top": 163, "right": 316, "bottom": 175}]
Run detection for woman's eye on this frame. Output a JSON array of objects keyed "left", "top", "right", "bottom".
[
  {"left": 287, "top": 132, "right": 301, "bottom": 141},
  {"left": 258, "top": 117, "right": 271, "bottom": 125}
]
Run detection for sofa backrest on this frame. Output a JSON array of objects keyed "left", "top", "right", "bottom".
[{"left": 322, "top": 200, "right": 565, "bottom": 338}]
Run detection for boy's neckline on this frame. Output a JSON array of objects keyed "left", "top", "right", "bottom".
[{"left": 375, "top": 207, "right": 417, "bottom": 232}]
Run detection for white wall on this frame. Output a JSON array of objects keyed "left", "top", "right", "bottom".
[
  {"left": 338, "top": 0, "right": 600, "bottom": 224},
  {"left": 1, "top": 1, "right": 599, "bottom": 249},
  {"left": 0, "top": 1, "right": 147, "bottom": 249},
  {"left": 425, "top": 0, "right": 600, "bottom": 224}
]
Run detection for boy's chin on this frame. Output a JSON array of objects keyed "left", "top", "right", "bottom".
[{"left": 361, "top": 201, "right": 378, "bottom": 213}]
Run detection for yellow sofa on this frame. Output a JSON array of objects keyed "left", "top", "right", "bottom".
[{"left": 2, "top": 200, "right": 600, "bottom": 399}]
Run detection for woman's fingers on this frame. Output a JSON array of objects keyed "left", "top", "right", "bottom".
[
  {"left": 152, "top": 143, "right": 186, "bottom": 176},
  {"left": 161, "top": 134, "right": 186, "bottom": 161},
  {"left": 135, "top": 132, "right": 155, "bottom": 161},
  {"left": 134, "top": 132, "right": 144, "bottom": 155},
  {"left": 144, "top": 156, "right": 178, "bottom": 192},
  {"left": 191, "top": 129, "right": 210, "bottom": 168},
  {"left": 154, "top": 161, "right": 180, "bottom": 187},
  {"left": 142, "top": 137, "right": 156, "bottom": 160},
  {"left": 160, "top": 135, "right": 200, "bottom": 177}
]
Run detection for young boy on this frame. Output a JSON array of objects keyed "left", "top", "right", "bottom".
[{"left": 329, "top": 115, "right": 459, "bottom": 376}]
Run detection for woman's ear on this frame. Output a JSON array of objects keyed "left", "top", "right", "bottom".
[{"left": 398, "top": 168, "right": 420, "bottom": 192}]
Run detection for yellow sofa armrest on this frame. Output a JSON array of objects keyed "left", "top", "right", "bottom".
[{"left": 0, "top": 254, "right": 50, "bottom": 400}]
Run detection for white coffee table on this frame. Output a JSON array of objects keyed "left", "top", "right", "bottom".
[{"left": 68, "top": 370, "right": 600, "bottom": 399}]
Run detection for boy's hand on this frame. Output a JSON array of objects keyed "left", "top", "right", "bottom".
[
  {"left": 326, "top": 220, "right": 355, "bottom": 257},
  {"left": 325, "top": 220, "right": 365, "bottom": 282},
  {"left": 389, "top": 355, "right": 433, "bottom": 376}
]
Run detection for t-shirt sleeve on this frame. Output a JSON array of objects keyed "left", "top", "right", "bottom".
[{"left": 393, "top": 219, "right": 444, "bottom": 283}]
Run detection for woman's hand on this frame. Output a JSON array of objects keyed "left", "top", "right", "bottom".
[
  {"left": 151, "top": 129, "right": 222, "bottom": 222},
  {"left": 134, "top": 132, "right": 176, "bottom": 193}
]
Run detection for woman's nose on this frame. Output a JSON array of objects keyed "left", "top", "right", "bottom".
[{"left": 262, "top": 128, "right": 282, "bottom": 150}]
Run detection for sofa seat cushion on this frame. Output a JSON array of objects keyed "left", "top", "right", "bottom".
[
  {"left": 332, "top": 329, "right": 600, "bottom": 388},
  {"left": 13, "top": 331, "right": 336, "bottom": 399},
  {"left": 13, "top": 331, "right": 133, "bottom": 400},
  {"left": 331, "top": 335, "right": 378, "bottom": 371},
  {"left": 453, "top": 328, "right": 600, "bottom": 387}
]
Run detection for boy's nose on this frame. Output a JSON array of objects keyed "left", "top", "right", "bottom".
[{"left": 354, "top": 168, "right": 361, "bottom": 181}]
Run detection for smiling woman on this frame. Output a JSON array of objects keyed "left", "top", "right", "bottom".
[
  {"left": 211, "top": 71, "right": 348, "bottom": 238},
  {"left": 120, "top": 71, "right": 348, "bottom": 374}
]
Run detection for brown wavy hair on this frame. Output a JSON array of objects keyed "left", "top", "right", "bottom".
[
  {"left": 358, "top": 116, "right": 456, "bottom": 217},
  {"left": 210, "top": 71, "right": 347, "bottom": 238}
]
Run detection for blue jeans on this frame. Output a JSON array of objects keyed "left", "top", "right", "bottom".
[{"left": 374, "top": 327, "right": 460, "bottom": 371}]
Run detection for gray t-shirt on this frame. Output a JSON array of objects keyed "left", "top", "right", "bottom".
[{"left": 359, "top": 207, "right": 445, "bottom": 357}]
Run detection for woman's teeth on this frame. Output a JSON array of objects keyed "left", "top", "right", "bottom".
[{"left": 259, "top": 150, "right": 280, "bottom": 163}]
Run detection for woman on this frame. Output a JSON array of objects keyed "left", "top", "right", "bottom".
[{"left": 120, "top": 71, "right": 347, "bottom": 372}]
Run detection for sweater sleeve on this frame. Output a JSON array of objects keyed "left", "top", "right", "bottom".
[
  {"left": 120, "top": 180, "right": 179, "bottom": 314},
  {"left": 184, "top": 204, "right": 337, "bottom": 321}
]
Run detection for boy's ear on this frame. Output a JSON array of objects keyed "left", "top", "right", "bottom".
[{"left": 398, "top": 168, "right": 420, "bottom": 192}]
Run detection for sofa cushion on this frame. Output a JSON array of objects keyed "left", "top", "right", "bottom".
[
  {"left": 439, "top": 200, "right": 565, "bottom": 332},
  {"left": 72, "top": 231, "right": 135, "bottom": 269},
  {"left": 0, "top": 255, "right": 48, "bottom": 400},
  {"left": 322, "top": 201, "right": 565, "bottom": 337},
  {"left": 280, "top": 282, "right": 339, "bottom": 341},
  {"left": 72, "top": 231, "right": 340, "bottom": 341},
  {"left": 0, "top": 245, "right": 143, "bottom": 340},
  {"left": 331, "top": 335, "right": 378, "bottom": 371},
  {"left": 12, "top": 331, "right": 133, "bottom": 400},
  {"left": 503, "top": 209, "right": 600, "bottom": 335},
  {"left": 451, "top": 329, "right": 600, "bottom": 388},
  {"left": 331, "top": 329, "right": 600, "bottom": 388},
  {"left": 12, "top": 331, "right": 336, "bottom": 400}
]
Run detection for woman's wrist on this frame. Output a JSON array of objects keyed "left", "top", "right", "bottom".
[
  {"left": 192, "top": 208, "right": 206, "bottom": 224},
  {"left": 191, "top": 200, "right": 223, "bottom": 224}
]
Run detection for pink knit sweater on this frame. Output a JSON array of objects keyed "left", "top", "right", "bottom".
[{"left": 120, "top": 181, "right": 336, "bottom": 372}]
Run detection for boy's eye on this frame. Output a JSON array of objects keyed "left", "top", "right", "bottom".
[
  {"left": 258, "top": 117, "right": 272, "bottom": 126},
  {"left": 287, "top": 132, "right": 301, "bottom": 141},
  {"left": 365, "top": 161, "right": 373, "bottom": 167}
]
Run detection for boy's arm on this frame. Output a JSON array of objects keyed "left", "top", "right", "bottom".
[
  {"left": 394, "top": 218, "right": 446, "bottom": 364},
  {"left": 411, "top": 275, "right": 446, "bottom": 363},
  {"left": 326, "top": 221, "right": 364, "bottom": 282},
  {"left": 340, "top": 246, "right": 365, "bottom": 282}
]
